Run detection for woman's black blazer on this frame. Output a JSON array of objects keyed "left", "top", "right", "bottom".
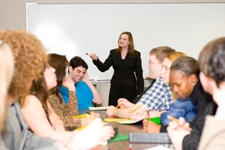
[{"left": 93, "top": 49, "right": 144, "bottom": 95}]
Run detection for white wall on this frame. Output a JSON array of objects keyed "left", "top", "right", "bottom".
[{"left": 27, "top": 3, "right": 225, "bottom": 80}]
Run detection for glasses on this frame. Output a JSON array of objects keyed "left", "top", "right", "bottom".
[{"left": 148, "top": 61, "right": 161, "bottom": 65}]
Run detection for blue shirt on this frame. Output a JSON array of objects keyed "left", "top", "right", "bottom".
[
  {"left": 60, "top": 81, "right": 94, "bottom": 109},
  {"left": 160, "top": 97, "right": 196, "bottom": 125},
  {"left": 138, "top": 76, "right": 173, "bottom": 111}
]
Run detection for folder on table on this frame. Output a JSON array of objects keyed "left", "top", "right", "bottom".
[{"left": 129, "top": 133, "right": 171, "bottom": 143}]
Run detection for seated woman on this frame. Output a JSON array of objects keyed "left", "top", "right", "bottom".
[
  {"left": 165, "top": 56, "right": 215, "bottom": 150},
  {"left": 21, "top": 63, "right": 114, "bottom": 142},
  {"left": 47, "top": 53, "right": 96, "bottom": 129},
  {"left": 0, "top": 41, "right": 14, "bottom": 138}
]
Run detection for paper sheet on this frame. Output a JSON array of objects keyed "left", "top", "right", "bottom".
[{"left": 89, "top": 106, "right": 109, "bottom": 110}]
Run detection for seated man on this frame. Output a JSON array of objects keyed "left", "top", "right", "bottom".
[
  {"left": 106, "top": 46, "right": 175, "bottom": 119},
  {"left": 60, "top": 56, "right": 103, "bottom": 109}
]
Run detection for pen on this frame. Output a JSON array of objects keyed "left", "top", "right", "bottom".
[
  {"left": 130, "top": 105, "right": 141, "bottom": 113},
  {"left": 168, "top": 115, "right": 192, "bottom": 131},
  {"left": 116, "top": 104, "right": 119, "bottom": 108}
]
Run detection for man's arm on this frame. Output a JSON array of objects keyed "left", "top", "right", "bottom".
[
  {"left": 107, "top": 103, "right": 148, "bottom": 119},
  {"left": 82, "top": 71, "right": 103, "bottom": 104}
]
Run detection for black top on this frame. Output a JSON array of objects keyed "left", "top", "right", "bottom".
[
  {"left": 182, "top": 80, "right": 217, "bottom": 150},
  {"left": 93, "top": 49, "right": 144, "bottom": 95}
]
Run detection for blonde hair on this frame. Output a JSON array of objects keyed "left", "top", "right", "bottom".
[
  {"left": 167, "top": 52, "right": 186, "bottom": 63},
  {"left": 167, "top": 52, "right": 187, "bottom": 101},
  {"left": 150, "top": 46, "right": 176, "bottom": 63},
  {"left": 0, "top": 42, "right": 14, "bottom": 130}
]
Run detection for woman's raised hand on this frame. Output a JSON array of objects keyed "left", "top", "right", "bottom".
[{"left": 89, "top": 53, "right": 98, "bottom": 61}]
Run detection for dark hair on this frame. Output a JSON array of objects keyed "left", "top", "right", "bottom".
[
  {"left": 30, "top": 64, "right": 50, "bottom": 116},
  {"left": 170, "top": 56, "right": 200, "bottom": 77},
  {"left": 69, "top": 56, "right": 88, "bottom": 73},
  {"left": 198, "top": 37, "right": 225, "bottom": 87},
  {"left": 48, "top": 53, "right": 69, "bottom": 102},
  {"left": 150, "top": 46, "right": 176, "bottom": 63},
  {"left": 115, "top": 31, "right": 137, "bottom": 58}
]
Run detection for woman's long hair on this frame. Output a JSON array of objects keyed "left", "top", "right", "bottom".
[
  {"left": 29, "top": 64, "right": 50, "bottom": 116},
  {"left": 0, "top": 42, "right": 14, "bottom": 130},
  {"left": 116, "top": 31, "right": 137, "bottom": 58},
  {"left": 48, "top": 54, "right": 69, "bottom": 103}
]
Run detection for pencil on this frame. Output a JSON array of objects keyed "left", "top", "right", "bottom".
[
  {"left": 86, "top": 114, "right": 94, "bottom": 121},
  {"left": 116, "top": 104, "right": 119, "bottom": 108},
  {"left": 168, "top": 115, "right": 192, "bottom": 131},
  {"left": 131, "top": 105, "right": 141, "bottom": 113},
  {"left": 147, "top": 110, "right": 150, "bottom": 121}
]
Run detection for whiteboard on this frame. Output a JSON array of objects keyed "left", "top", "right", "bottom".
[{"left": 26, "top": 3, "right": 225, "bottom": 80}]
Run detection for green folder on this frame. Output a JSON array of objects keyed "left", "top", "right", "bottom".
[
  {"left": 118, "top": 117, "right": 161, "bottom": 125},
  {"left": 145, "top": 117, "right": 161, "bottom": 124},
  {"left": 108, "top": 134, "right": 129, "bottom": 143}
]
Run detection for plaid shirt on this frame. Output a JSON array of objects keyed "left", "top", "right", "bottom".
[{"left": 138, "top": 76, "right": 173, "bottom": 111}]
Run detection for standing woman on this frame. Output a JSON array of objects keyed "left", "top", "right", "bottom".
[{"left": 90, "top": 31, "right": 144, "bottom": 106}]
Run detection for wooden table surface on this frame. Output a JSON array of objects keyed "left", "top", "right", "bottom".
[{"left": 93, "top": 110, "right": 174, "bottom": 150}]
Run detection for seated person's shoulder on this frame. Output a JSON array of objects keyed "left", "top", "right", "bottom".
[
  {"left": 77, "top": 81, "right": 89, "bottom": 88},
  {"left": 23, "top": 95, "right": 42, "bottom": 108}
]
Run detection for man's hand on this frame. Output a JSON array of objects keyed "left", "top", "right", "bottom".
[
  {"left": 118, "top": 98, "right": 134, "bottom": 108},
  {"left": 127, "top": 104, "right": 148, "bottom": 120},
  {"left": 106, "top": 106, "right": 117, "bottom": 116},
  {"left": 82, "top": 71, "right": 90, "bottom": 83}
]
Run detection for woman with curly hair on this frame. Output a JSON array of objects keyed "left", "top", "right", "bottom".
[
  {"left": 1, "top": 30, "right": 114, "bottom": 150},
  {"left": 47, "top": 53, "right": 97, "bottom": 129}
]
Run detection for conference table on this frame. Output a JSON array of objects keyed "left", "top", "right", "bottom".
[{"left": 78, "top": 109, "right": 174, "bottom": 150}]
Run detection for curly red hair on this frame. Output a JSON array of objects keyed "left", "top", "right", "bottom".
[{"left": 0, "top": 30, "right": 47, "bottom": 102}]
